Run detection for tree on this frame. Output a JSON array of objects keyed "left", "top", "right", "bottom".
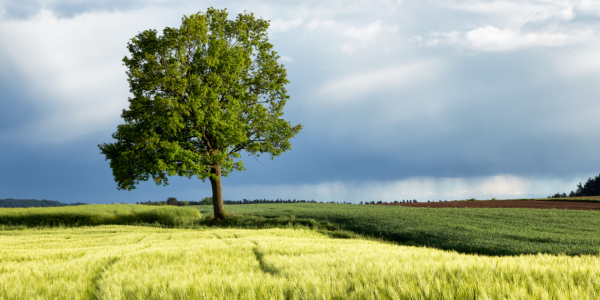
[
  {"left": 573, "top": 174, "right": 600, "bottom": 197},
  {"left": 548, "top": 173, "right": 600, "bottom": 198},
  {"left": 166, "top": 197, "right": 179, "bottom": 206},
  {"left": 98, "top": 8, "right": 302, "bottom": 220},
  {"left": 200, "top": 197, "right": 213, "bottom": 205}
]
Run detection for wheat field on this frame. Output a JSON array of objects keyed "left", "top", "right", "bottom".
[{"left": 0, "top": 226, "right": 599, "bottom": 299}]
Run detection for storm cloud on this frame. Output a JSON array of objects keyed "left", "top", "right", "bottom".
[{"left": 1, "top": 0, "right": 599, "bottom": 203}]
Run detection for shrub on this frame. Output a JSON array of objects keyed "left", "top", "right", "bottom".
[
  {"left": 200, "top": 197, "right": 212, "bottom": 205},
  {"left": 0, "top": 205, "right": 201, "bottom": 227},
  {"left": 130, "top": 206, "right": 200, "bottom": 226},
  {"left": 166, "top": 197, "right": 179, "bottom": 206}
]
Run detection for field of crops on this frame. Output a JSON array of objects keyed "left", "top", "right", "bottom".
[
  {"left": 196, "top": 203, "right": 600, "bottom": 256},
  {"left": 1, "top": 225, "right": 599, "bottom": 299},
  {"left": 2, "top": 203, "right": 600, "bottom": 257},
  {"left": 0, "top": 204, "right": 201, "bottom": 227}
]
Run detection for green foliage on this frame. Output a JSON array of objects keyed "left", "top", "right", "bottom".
[
  {"left": 196, "top": 203, "right": 600, "bottom": 256},
  {"left": 549, "top": 173, "right": 600, "bottom": 197},
  {"left": 574, "top": 173, "right": 600, "bottom": 196},
  {"left": 0, "top": 205, "right": 201, "bottom": 227},
  {"left": 166, "top": 197, "right": 179, "bottom": 206},
  {"left": 142, "top": 201, "right": 168, "bottom": 206},
  {"left": 0, "top": 198, "right": 86, "bottom": 208},
  {"left": 200, "top": 197, "right": 212, "bottom": 205},
  {"left": 204, "top": 213, "right": 338, "bottom": 231},
  {"left": 98, "top": 7, "right": 302, "bottom": 191}
]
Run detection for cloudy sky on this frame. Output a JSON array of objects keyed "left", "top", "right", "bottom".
[{"left": 1, "top": 0, "right": 599, "bottom": 204}]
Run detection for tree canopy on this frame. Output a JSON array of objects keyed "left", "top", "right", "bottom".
[
  {"left": 572, "top": 174, "right": 600, "bottom": 197},
  {"left": 548, "top": 173, "right": 600, "bottom": 198},
  {"left": 99, "top": 8, "right": 302, "bottom": 219}
]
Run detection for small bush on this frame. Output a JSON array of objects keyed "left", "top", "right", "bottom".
[
  {"left": 166, "top": 197, "right": 179, "bottom": 206},
  {"left": 130, "top": 206, "right": 200, "bottom": 226},
  {"left": 200, "top": 197, "right": 212, "bottom": 205}
]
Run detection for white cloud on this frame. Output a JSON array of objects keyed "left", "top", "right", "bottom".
[
  {"left": 447, "top": 0, "right": 600, "bottom": 24},
  {"left": 339, "top": 20, "right": 384, "bottom": 41},
  {"left": 318, "top": 59, "right": 442, "bottom": 104},
  {"left": 445, "top": 1, "right": 570, "bottom": 25},
  {"left": 423, "top": 25, "right": 590, "bottom": 52},
  {"left": 279, "top": 55, "right": 294, "bottom": 63},
  {"left": 0, "top": 8, "right": 178, "bottom": 144},
  {"left": 554, "top": 46, "right": 600, "bottom": 76},
  {"left": 307, "top": 19, "right": 398, "bottom": 54},
  {"left": 559, "top": 6, "right": 575, "bottom": 21},
  {"left": 270, "top": 17, "right": 303, "bottom": 33},
  {"left": 420, "top": 1, "right": 600, "bottom": 52},
  {"left": 465, "top": 26, "right": 570, "bottom": 51},
  {"left": 218, "top": 175, "right": 581, "bottom": 202}
]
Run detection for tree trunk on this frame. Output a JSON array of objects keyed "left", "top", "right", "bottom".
[{"left": 209, "top": 164, "right": 227, "bottom": 220}]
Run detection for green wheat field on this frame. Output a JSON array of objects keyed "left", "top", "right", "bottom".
[{"left": 1, "top": 203, "right": 600, "bottom": 299}]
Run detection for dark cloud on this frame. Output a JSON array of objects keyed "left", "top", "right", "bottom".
[
  {"left": 1, "top": 0, "right": 600, "bottom": 203},
  {"left": 0, "top": 66, "right": 45, "bottom": 137},
  {"left": 0, "top": 0, "right": 147, "bottom": 19},
  {"left": 257, "top": 48, "right": 600, "bottom": 185},
  {"left": 0, "top": 0, "right": 42, "bottom": 19}
]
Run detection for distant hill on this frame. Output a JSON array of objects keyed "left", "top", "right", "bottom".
[{"left": 0, "top": 199, "right": 87, "bottom": 208}]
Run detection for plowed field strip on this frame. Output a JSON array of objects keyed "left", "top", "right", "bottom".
[{"left": 381, "top": 200, "right": 600, "bottom": 210}]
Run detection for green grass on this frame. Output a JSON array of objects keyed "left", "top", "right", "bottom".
[
  {"left": 196, "top": 203, "right": 600, "bottom": 256},
  {"left": 0, "top": 204, "right": 201, "bottom": 227},
  {"left": 1, "top": 226, "right": 599, "bottom": 299},
  {"left": 2, "top": 203, "right": 600, "bottom": 257}
]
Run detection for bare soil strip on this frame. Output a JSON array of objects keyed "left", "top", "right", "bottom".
[{"left": 381, "top": 200, "right": 600, "bottom": 210}]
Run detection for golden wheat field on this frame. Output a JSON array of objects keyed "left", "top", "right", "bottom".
[{"left": 0, "top": 226, "right": 599, "bottom": 299}]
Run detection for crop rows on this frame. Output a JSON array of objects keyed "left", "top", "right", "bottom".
[
  {"left": 200, "top": 203, "right": 600, "bottom": 256},
  {"left": 1, "top": 226, "right": 599, "bottom": 299}
]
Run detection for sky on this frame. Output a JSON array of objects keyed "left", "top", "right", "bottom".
[{"left": 1, "top": 0, "right": 599, "bottom": 204}]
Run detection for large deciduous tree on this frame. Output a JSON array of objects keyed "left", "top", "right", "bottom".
[{"left": 98, "top": 8, "right": 302, "bottom": 220}]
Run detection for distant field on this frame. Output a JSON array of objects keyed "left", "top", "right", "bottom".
[
  {"left": 1, "top": 226, "right": 598, "bottom": 299},
  {"left": 195, "top": 203, "right": 600, "bottom": 256},
  {"left": 0, "top": 204, "right": 201, "bottom": 227},
  {"left": 388, "top": 199, "right": 600, "bottom": 210},
  {"left": 2, "top": 203, "right": 600, "bottom": 256}
]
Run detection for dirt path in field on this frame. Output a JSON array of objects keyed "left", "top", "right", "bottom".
[{"left": 379, "top": 200, "right": 600, "bottom": 210}]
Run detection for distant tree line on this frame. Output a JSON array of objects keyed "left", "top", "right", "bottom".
[
  {"left": 139, "top": 197, "right": 321, "bottom": 206},
  {"left": 138, "top": 198, "right": 427, "bottom": 206},
  {"left": 0, "top": 199, "right": 87, "bottom": 208},
  {"left": 138, "top": 197, "right": 191, "bottom": 206},
  {"left": 362, "top": 200, "right": 418, "bottom": 204},
  {"left": 549, "top": 173, "right": 600, "bottom": 198},
  {"left": 222, "top": 199, "right": 319, "bottom": 204}
]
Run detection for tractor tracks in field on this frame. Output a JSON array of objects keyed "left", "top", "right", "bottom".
[
  {"left": 135, "top": 234, "right": 148, "bottom": 244},
  {"left": 212, "top": 234, "right": 281, "bottom": 276},
  {"left": 251, "top": 241, "right": 279, "bottom": 275},
  {"left": 86, "top": 256, "right": 121, "bottom": 300}
]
